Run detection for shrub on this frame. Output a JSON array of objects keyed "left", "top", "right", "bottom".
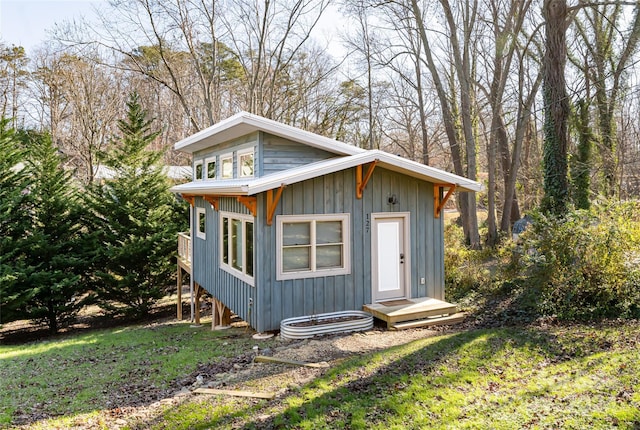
[
  {"left": 444, "top": 222, "right": 491, "bottom": 302},
  {"left": 515, "top": 202, "right": 640, "bottom": 320}
]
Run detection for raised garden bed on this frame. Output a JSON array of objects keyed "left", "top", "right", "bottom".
[{"left": 280, "top": 310, "right": 373, "bottom": 340}]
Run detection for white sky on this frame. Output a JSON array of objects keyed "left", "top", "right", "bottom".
[
  {"left": 0, "top": 0, "right": 346, "bottom": 56},
  {"left": 0, "top": 0, "right": 105, "bottom": 53}
]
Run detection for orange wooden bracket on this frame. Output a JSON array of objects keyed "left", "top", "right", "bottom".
[
  {"left": 203, "top": 195, "right": 219, "bottom": 211},
  {"left": 356, "top": 161, "right": 378, "bottom": 199},
  {"left": 237, "top": 196, "right": 257, "bottom": 216},
  {"left": 434, "top": 184, "right": 456, "bottom": 218},
  {"left": 266, "top": 185, "right": 286, "bottom": 226},
  {"left": 181, "top": 194, "right": 195, "bottom": 206}
]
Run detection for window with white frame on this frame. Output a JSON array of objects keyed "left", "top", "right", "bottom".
[
  {"left": 276, "top": 214, "right": 350, "bottom": 280},
  {"left": 196, "top": 207, "right": 206, "bottom": 239},
  {"left": 194, "top": 160, "right": 203, "bottom": 181},
  {"left": 238, "top": 149, "right": 254, "bottom": 178},
  {"left": 205, "top": 156, "right": 216, "bottom": 180},
  {"left": 220, "top": 153, "right": 233, "bottom": 179},
  {"left": 220, "top": 212, "right": 254, "bottom": 285}
]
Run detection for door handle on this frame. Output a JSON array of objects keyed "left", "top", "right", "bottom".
[{"left": 400, "top": 253, "right": 404, "bottom": 264}]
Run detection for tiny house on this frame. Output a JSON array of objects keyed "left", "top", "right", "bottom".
[{"left": 171, "top": 112, "right": 482, "bottom": 332}]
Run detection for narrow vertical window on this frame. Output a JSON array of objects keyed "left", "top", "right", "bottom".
[
  {"left": 196, "top": 207, "right": 206, "bottom": 239},
  {"left": 206, "top": 157, "right": 216, "bottom": 180},
  {"left": 238, "top": 149, "right": 254, "bottom": 178},
  {"left": 194, "top": 160, "right": 203, "bottom": 181},
  {"left": 222, "top": 216, "right": 229, "bottom": 264},
  {"left": 246, "top": 221, "right": 254, "bottom": 277},
  {"left": 221, "top": 154, "right": 233, "bottom": 179},
  {"left": 231, "top": 218, "right": 243, "bottom": 271}
]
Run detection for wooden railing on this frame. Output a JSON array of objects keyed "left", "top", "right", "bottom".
[{"left": 178, "top": 232, "right": 191, "bottom": 264}]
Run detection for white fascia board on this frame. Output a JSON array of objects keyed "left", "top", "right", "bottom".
[
  {"left": 369, "top": 151, "right": 484, "bottom": 192},
  {"left": 174, "top": 111, "right": 364, "bottom": 156},
  {"left": 170, "top": 180, "right": 249, "bottom": 196}
]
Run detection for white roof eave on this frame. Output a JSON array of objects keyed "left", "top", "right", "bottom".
[
  {"left": 170, "top": 181, "right": 250, "bottom": 196},
  {"left": 169, "top": 151, "right": 483, "bottom": 197},
  {"left": 174, "top": 111, "right": 365, "bottom": 156}
]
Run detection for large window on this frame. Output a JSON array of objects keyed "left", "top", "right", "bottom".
[
  {"left": 220, "top": 212, "right": 254, "bottom": 285},
  {"left": 196, "top": 207, "right": 206, "bottom": 239},
  {"left": 276, "top": 214, "right": 350, "bottom": 280},
  {"left": 221, "top": 153, "right": 233, "bottom": 179},
  {"left": 238, "top": 149, "right": 254, "bottom": 178}
]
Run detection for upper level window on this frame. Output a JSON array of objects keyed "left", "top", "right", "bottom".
[
  {"left": 205, "top": 157, "right": 216, "bottom": 180},
  {"left": 276, "top": 214, "right": 350, "bottom": 280},
  {"left": 196, "top": 207, "right": 206, "bottom": 239},
  {"left": 238, "top": 149, "right": 254, "bottom": 178},
  {"left": 220, "top": 212, "right": 254, "bottom": 286},
  {"left": 221, "top": 153, "right": 233, "bottom": 179},
  {"left": 194, "top": 160, "right": 203, "bottom": 181}
]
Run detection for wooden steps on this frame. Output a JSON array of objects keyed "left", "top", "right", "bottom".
[
  {"left": 389, "top": 312, "right": 466, "bottom": 330},
  {"left": 363, "top": 298, "right": 464, "bottom": 330}
]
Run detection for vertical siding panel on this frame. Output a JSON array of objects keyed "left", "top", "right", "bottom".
[
  {"left": 324, "top": 276, "right": 334, "bottom": 313},
  {"left": 334, "top": 170, "right": 344, "bottom": 213},
  {"left": 416, "top": 181, "right": 427, "bottom": 298},
  {"left": 409, "top": 181, "right": 419, "bottom": 299},
  {"left": 345, "top": 167, "right": 359, "bottom": 310},
  {"left": 435, "top": 193, "right": 445, "bottom": 300},
  {"left": 255, "top": 192, "right": 266, "bottom": 332},
  {"left": 257, "top": 131, "right": 264, "bottom": 177},
  {"left": 427, "top": 185, "right": 438, "bottom": 298}
]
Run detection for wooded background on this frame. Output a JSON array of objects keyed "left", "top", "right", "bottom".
[{"left": 2, "top": 0, "right": 640, "bottom": 247}]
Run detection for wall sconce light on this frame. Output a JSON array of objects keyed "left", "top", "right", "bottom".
[{"left": 387, "top": 194, "right": 398, "bottom": 205}]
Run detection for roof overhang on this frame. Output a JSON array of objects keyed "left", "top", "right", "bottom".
[
  {"left": 171, "top": 150, "right": 483, "bottom": 196},
  {"left": 174, "top": 111, "right": 366, "bottom": 156}
]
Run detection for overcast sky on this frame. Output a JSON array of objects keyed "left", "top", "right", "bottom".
[{"left": 0, "top": 0, "right": 106, "bottom": 52}]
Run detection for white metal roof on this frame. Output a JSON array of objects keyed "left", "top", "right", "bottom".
[
  {"left": 94, "top": 165, "right": 193, "bottom": 181},
  {"left": 171, "top": 150, "right": 483, "bottom": 195},
  {"left": 174, "top": 111, "right": 366, "bottom": 156}
]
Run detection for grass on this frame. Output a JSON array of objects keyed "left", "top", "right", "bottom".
[
  {"left": 0, "top": 319, "right": 278, "bottom": 429},
  {"left": 2, "top": 320, "right": 639, "bottom": 429},
  {"left": 244, "top": 323, "right": 640, "bottom": 430}
]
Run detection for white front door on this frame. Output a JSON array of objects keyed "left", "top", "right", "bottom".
[{"left": 372, "top": 213, "right": 409, "bottom": 301}]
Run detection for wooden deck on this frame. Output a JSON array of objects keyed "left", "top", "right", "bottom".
[{"left": 363, "top": 297, "right": 464, "bottom": 330}]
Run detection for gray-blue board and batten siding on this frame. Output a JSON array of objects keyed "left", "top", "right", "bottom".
[
  {"left": 192, "top": 131, "right": 337, "bottom": 177},
  {"left": 191, "top": 166, "right": 445, "bottom": 333}
]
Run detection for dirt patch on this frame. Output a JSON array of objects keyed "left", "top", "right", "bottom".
[{"left": 117, "top": 325, "right": 453, "bottom": 429}]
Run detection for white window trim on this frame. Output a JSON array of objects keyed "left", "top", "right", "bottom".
[
  {"left": 194, "top": 160, "right": 204, "bottom": 181},
  {"left": 276, "top": 213, "right": 351, "bottom": 281},
  {"left": 196, "top": 207, "right": 206, "bottom": 239},
  {"left": 204, "top": 156, "right": 217, "bottom": 180},
  {"left": 220, "top": 153, "right": 233, "bottom": 179},
  {"left": 219, "top": 211, "right": 255, "bottom": 286},
  {"left": 237, "top": 148, "right": 255, "bottom": 178}
]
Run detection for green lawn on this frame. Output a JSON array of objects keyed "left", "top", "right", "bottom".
[
  {"left": 2, "top": 321, "right": 639, "bottom": 429},
  {"left": 0, "top": 321, "right": 278, "bottom": 429},
  {"left": 259, "top": 324, "right": 640, "bottom": 430}
]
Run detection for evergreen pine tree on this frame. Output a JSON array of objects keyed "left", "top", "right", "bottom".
[
  {"left": 89, "top": 93, "right": 185, "bottom": 317},
  {"left": 0, "top": 120, "right": 33, "bottom": 325},
  {"left": 19, "top": 130, "right": 89, "bottom": 333}
]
